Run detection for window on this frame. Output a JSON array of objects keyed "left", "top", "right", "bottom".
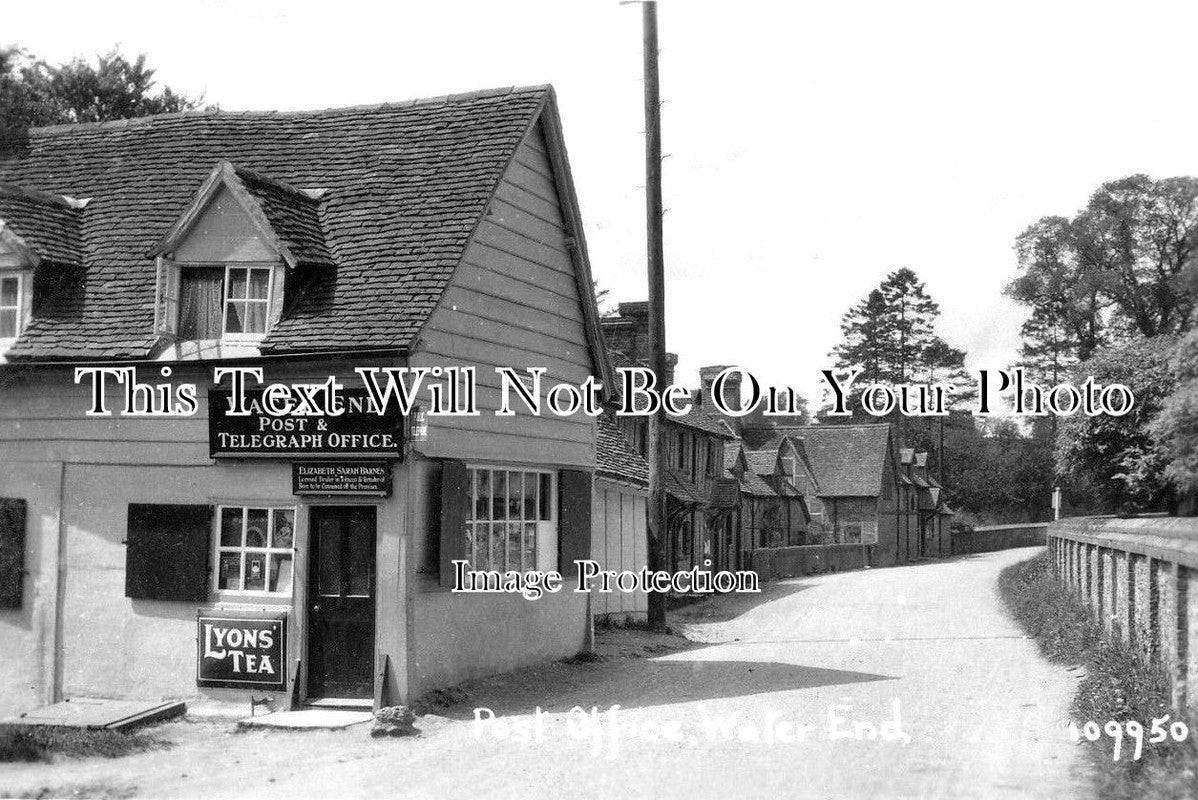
[
  {"left": 677, "top": 432, "right": 688, "bottom": 470},
  {"left": 841, "top": 520, "right": 878, "bottom": 545},
  {"left": 177, "top": 265, "right": 272, "bottom": 340},
  {"left": 465, "top": 468, "right": 555, "bottom": 572},
  {"left": 783, "top": 456, "right": 796, "bottom": 480},
  {"left": 707, "top": 441, "right": 719, "bottom": 477},
  {"left": 215, "top": 506, "right": 295, "bottom": 594},
  {"left": 0, "top": 274, "right": 22, "bottom": 340}
]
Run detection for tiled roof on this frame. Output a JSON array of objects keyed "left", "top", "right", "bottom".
[
  {"left": 0, "top": 184, "right": 84, "bottom": 266},
  {"left": 665, "top": 471, "right": 709, "bottom": 505},
  {"left": 236, "top": 166, "right": 334, "bottom": 268},
  {"left": 738, "top": 472, "right": 777, "bottom": 497},
  {"left": 0, "top": 86, "right": 551, "bottom": 359},
  {"left": 596, "top": 413, "right": 649, "bottom": 488},
  {"left": 774, "top": 423, "right": 894, "bottom": 498},
  {"left": 745, "top": 450, "right": 778, "bottom": 475}
]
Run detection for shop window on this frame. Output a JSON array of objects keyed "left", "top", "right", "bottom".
[
  {"left": 438, "top": 462, "right": 589, "bottom": 585},
  {"left": 214, "top": 505, "right": 296, "bottom": 594},
  {"left": 177, "top": 265, "right": 272, "bottom": 340},
  {"left": 0, "top": 274, "right": 23, "bottom": 341},
  {"left": 0, "top": 497, "right": 27, "bottom": 608},
  {"left": 126, "top": 504, "right": 213, "bottom": 601},
  {"left": 461, "top": 467, "right": 556, "bottom": 573}
]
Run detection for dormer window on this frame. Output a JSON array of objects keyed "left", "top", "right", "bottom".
[
  {"left": 0, "top": 273, "right": 22, "bottom": 341},
  {"left": 177, "top": 265, "right": 273, "bottom": 341},
  {"left": 148, "top": 162, "right": 332, "bottom": 356}
]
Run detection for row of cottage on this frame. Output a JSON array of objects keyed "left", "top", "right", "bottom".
[
  {"left": 0, "top": 84, "right": 950, "bottom": 718},
  {"left": 591, "top": 302, "right": 954, "bottom": 622}
]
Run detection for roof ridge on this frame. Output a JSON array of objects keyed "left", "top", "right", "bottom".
[{"left": 24, "top": 85, "right": 553, "bottom": 137}]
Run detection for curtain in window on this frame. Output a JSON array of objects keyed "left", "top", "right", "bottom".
[{"left": 178, "top": 268, "right": 225, "bottom": 339}]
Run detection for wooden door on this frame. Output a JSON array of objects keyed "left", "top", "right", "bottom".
[{"left": 307, "top": 506, "right": 376, "bottom": 699}]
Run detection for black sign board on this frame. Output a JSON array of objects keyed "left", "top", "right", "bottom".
[
  {"left": 293, "top": 461, "right": 393, "bottom": 497},
  {"left": 208, "top": 388, "right": 403, "bottom": 459},
  {"left": 197, "top": 612, "right": 287, "bottom": 690}
]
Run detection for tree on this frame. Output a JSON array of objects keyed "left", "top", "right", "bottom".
[
  {"left": 1152, "top": 330, "right": 1198, "bottom": 503},
  {"left": 1, "top": 46, "right": 201, "bottom": 148},
  {"left": 829, "top": 267, "right": 970, "bottom": 410},
  {"left": 1056, "top": 337, "right": 1177, "bottom": 513},
  {"left": 1007, "top": 175, "right": 1198, "bottom": 364}
]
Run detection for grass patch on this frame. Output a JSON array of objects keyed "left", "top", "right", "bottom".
[
  {"left": 999, "top": 552, "right": 1198, "bottom": 799},
  {"left": 0, "top": 724, "right": 168, "bottom": 763}
]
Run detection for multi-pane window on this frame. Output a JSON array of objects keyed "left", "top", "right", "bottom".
[
  {"left": 177, "top": 265, "right": 272, "bottom": 340},
  {"left": 0, "top": 274, "right": 21, "bottom": 339},
  {"left": 215, "top": 506, "right": 295, "bottom": 594},
  {"left": 225, "top": 267, "right": 271, "bottom": 336},
  {"left": 465, "top": 468, "right": 554, "bottom": 572}
]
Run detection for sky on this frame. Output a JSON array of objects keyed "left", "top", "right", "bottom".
[{"left": 7, "top": 0, "right": 1198, "bottom": 404}]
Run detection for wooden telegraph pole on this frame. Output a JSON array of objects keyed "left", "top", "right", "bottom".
[
  {"left": 619, "top": 0, "right": 668, "bottom": 630},
  {"left": 639, "top": 0, "right": 669, "bottom": 631}
]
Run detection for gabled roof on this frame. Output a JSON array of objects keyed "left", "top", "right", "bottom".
[
  {"left": 775, "top": 423, "right": 895, "bottom": 498},
  {"left": 724, "top": 440, "right": 747, "bottom": 473},
  {"left": 0, "top": 184, "right": 86, "bottom": 267},
  {"left": 596, "top": 413, "right": 649, "bottom": 488},
  {"left": 745, "top": 450, "right": 779, "bottom": 476},
  {"left": 148, "top": 161, "right": 333, "bottom": 269},
  {"left": 738, "top": 471, "right": 778, "bottom": 497},
  {"left": 0, "top": 85, "right": 611, "bottom": 378}
]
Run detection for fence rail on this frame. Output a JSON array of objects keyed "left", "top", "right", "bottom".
[{"left": 1048, "top": 516, "right": 1198, "bottom": 716}]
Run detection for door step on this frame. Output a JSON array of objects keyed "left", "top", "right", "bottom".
[{"left": 306, "top": 697, "right": 372, "bottom": 710}]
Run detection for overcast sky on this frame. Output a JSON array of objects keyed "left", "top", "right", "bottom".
[{"left": 8, "top": 0, "right": 1198, "bottom": 404}]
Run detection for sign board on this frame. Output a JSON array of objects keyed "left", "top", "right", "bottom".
[
  {"left": 208, "top": 388, "right": 403, "bottom": 459},
  {"left": 196, "top": 613, "right": 287, "bottom": 691},
  {"left": 293, "top": 461, "right": 392, "bottom": 497}
]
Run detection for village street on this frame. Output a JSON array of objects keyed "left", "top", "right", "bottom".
[{"left": 0, "top": 547, "right": 1090, "bottom": 800}]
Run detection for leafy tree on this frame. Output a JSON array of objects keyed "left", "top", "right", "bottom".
[
  {"left": 1007, "top": 175, "right": 1198, "bottom": 363},
  {"left": 1056, "top": 337, "right": 1177, "bottom": 512},
  {"left": 1, "top": 46, "right": 200, "bottom": 148},
  {"left": 1152, "top": 330, "right": 1198, "bottom": 502}
]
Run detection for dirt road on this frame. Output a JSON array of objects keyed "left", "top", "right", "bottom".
[{"left": 1, "top": 547, "right": 1090, "bottom": 799}]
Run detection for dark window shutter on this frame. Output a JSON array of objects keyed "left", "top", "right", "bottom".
[
  {"left": 439, "top": 460, "right": 469, "bottom": 587},
  {"left": 126, "top": 504, "right": 212, "bottom": 601},
  {"left": 558, "top": 470, "right": 592, "bottom": 576},
  {"left": 0, "top": 498, "right": 28, "bottom": 609}
]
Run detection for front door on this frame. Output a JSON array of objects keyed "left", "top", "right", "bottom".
[{"left": 307, "top": 505, "right": 376, "bottom": 699}]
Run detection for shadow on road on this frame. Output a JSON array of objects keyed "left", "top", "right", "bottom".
[
  {"left": 669, "top": 579, "right": 816, "bottom": 625},
  {"left": 425, "top": 638, "right": 895, "bottom": 720}
]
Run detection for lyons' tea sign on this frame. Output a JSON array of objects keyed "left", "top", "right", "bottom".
[{"left": 196, "top": 614, "right": 287, "bottom": 690}]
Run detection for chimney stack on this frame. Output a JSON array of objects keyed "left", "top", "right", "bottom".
[{"left": 700, "top": 365, "right": 741, "bottom": 412}]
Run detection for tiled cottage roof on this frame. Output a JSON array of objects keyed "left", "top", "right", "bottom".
[
  {"left": 778, "top": 423, "right": 894, "bottom": 498},
  {"left": 665, "top": 471, "right": 709, "bottom": 505},
  {"left": 0, "top": 184, "right": 84, "bottom": 266},
  {"left": 234, "top": 166, "right": 334, "bottom": 268},
  {"left": 745, "top": 450, "right": 778, "bottom": 476},
  {"left": 596, "top": 413, "right": 649, "bottom": 488},
  {"left": 0, "top": 86, "right": 554, "bottom": 359},
  {"left": 709, "top": 478, "right": 741, "bottom": 508}
]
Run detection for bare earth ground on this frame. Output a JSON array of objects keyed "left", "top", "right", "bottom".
[{"left": 0, "top": 547, "right": 1091, "bottom": 800}]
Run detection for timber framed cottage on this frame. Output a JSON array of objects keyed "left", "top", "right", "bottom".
[{"left": 0, "top": 85, "right": 611, "bottom": 715}]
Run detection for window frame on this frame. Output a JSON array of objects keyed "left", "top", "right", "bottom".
[
  {"left": 464, "top": 465, "right": 558, "bottom": 574},
  {"left": 211, "top": 503, "right": 297, "bottom": 598},
  {"left": 172, "top": 261, "right": 276, "bottom": 343},
  {"left": 0, "top": 271, "right": 24, "bottom": 343}
]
